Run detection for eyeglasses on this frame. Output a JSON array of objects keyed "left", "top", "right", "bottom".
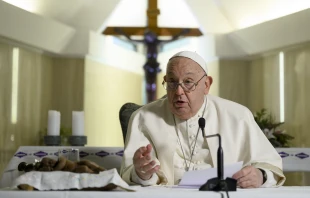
[{"left": 162, "top": 74, "right": 207, "bottom": 92}]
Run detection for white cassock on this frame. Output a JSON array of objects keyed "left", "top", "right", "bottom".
[{"left": 120, "top": 95, "right": 286, "bottom": 186}]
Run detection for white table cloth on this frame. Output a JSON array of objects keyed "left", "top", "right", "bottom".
[
  {"left": 276, "top": 148, "right": 310, "bottom": 172},
  {"left": 0, "top": 146, "right": 123, "bottom": 188},
  {"left": 0, "top": 186, "right": 310, "bottom": 198}
]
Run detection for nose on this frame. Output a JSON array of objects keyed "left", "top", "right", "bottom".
[{"left": 175, "top": 84, "right": 185, "bottom": 95}]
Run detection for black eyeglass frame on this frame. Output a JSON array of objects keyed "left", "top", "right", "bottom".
[{"left": 162, "top": 74, "right": 207, "bottom": 92}]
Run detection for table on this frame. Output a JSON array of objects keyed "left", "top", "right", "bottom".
[
  {"left": 0, "top": 146, "right": 123, "bottom": 188},
  {"left": 1, "top": 147, "right": 309, "bottom": 188},
  {"left": 0, "top": 186, "right": 310, "bottom": 198}
]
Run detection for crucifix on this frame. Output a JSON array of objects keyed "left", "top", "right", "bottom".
[{"left": 102, "top": 0, "right": 203, "bottom": 103}]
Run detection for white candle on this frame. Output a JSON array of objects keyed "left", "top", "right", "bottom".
[
  {"left": 72, "top": 111, "right": 84, "bottom": 136},
  {"left": 47, "top": 110, "right": 60, "bottom": 136}
]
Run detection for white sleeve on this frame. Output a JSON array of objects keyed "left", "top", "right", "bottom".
[
  {"left": 131, "top": 168, "right": 159, "bottom": 186},
  {"left": 260, "top": 168, "right": 278, "bottom": 187}
]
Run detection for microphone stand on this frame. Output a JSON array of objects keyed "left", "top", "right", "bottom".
[{"left": 199, "top": 134, "right": 237, "bottom": 192}]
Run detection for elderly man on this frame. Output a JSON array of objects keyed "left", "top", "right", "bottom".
[{"left": 120, "top": 51, "right": 285, "bottom": 188}]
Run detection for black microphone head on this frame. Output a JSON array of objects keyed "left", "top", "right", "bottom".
[{"left": 198, "top": 117, "right": 205, "bottom": 129}]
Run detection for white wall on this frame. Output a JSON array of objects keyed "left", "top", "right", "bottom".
[
  {"left": 226, "top": 9, "right": 310, "bottom": 56},
  {"left": 0, "top": 1, "right": 75, "bottom": 54},
  {"left": 88, "top": 31, "right": 144, "bottom": 74},
  {"left": 2, "top": 0, "right": 310, "bottom": 62}
]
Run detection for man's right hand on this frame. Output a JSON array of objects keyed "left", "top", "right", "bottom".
[{"left": 133, "top": 144, "right": 160, "bottom": 180}]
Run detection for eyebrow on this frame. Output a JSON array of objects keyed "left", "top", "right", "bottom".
[{"left": 167, "top": 71, "right": 196, "bottom": 76}]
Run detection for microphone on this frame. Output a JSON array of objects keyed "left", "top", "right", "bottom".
[
  {"left": 199, "top": 132, "right": 237, "bottom": 192},
  {"left": 198, "top": 118, "right": 206, "bottom": 138},
  {"left": 186, "top": 118, "right": 205, "bottom": 171}
]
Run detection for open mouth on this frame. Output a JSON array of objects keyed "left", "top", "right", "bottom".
[{"left": 174, "top": 100, "right": 187, "bottom": 107}]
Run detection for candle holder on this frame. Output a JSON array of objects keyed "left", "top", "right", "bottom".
[
  {"left": 68, "top": 136, "right": 87, "bottom": 146},
  {"left": 44, "top": 135, "right": 61, "bottom": 146}
]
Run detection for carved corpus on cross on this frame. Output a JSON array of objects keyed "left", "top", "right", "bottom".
[{"left": 103, "top": 0, "right": 203, "bottom": 103}]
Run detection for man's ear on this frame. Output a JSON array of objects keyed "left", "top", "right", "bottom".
[
  {"left": 204, "top": 76, "right": 213, "bottom": 94},
  {"left": 163, "top": 75, "right": 166, "bottom": 81}
]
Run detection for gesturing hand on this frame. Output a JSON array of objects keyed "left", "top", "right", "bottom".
[
  {"left": 232, "top": 166, "right": 263, "bottom": 188},
  {"left": 133, "top": 144, "right": 160, "bottom": 180}
]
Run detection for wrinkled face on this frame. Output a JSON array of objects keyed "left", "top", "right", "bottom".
[{"left": 164, "top": 57, "right": 212, "bottom": 120}]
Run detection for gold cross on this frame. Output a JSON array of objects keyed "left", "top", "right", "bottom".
[
  {"left": 102, "top": 0, "right": 203, "bottom": 102},
  {"left": 102, "top": 0, "right": 202, "bottom": 37}
]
